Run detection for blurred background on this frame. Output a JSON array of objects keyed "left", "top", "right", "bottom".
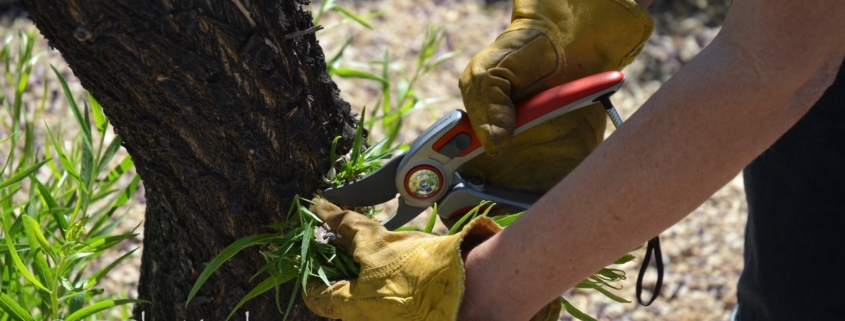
[{"left": 0, "top": 0, "right": 743, "bottom": 319}]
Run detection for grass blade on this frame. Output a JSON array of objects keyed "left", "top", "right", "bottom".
[
  {"left": 447, "top": 201, "right": 489, "bottom": 235},
  {"left": 614, "top": 253, "right": 636, "bottom": 265},
  {"left": 21, "top": 216, "right": 53, "bottom": 257},
  {"left": 84, "top": 247, "right": 138, "bottom": 290},
  {"left": 33, "top": 177, "right": 69, "bottom": 234},
  {"left": 423, "top": 203, "right": 438, "bottom": 234},
  {"left": 349, "top": 107, "right": 365, "bottom": 167},
  {"left": 89, "top": 92, "right": 107, "bottom": 134},
  {"left": 224, "top": 275, "right": 295, "bottom": 321},
  {"left": 0, "top": 159, "right": 48, "bottom": 190},
  {"left": 113, "top": 175, "right": 141, "bottom": 208},
  {"left": 2, "top": 210, "right": 50, "bottom": 293},
  {"left": 330, "top": 68, "right": 387, "bottom": 84},
  {"left": 492, "top": 212, "right": 523, "bottom": 228},
  {"left": 51, "top": 65, "right": 91, "bottom": 141},
  {"left": 63, "top": 299, "right": 149, "bottom": 321},
  {"left": 45, "top": 124, "right": 80, "bottom": 181},
  {"left": 186, "top": 233, "right": 279, "bottom": 306},
  {"left": 590, "top": 284, "right": 630, "bottom": 303},
  {"left": 327, "top": 37, "right": 353, "bottom": 69},
  {"left": 68, "top": 291, "right": 85, "bottom": 315},
  {"left": 96, "top": 135, "right": 121, "bottom": 175},
  {"left": 31, "top": 250, "right": 54, "bottom": 288},
  {"left": 100, "top": 155, "right": 133, "bottom": 185},
  {"left": 424, "top": 51, "right": 460, "bottom": 73},
  {"left": 332, "top": 6, "right": 373, "bottom": 29},
  {"left": 0, "top": 292, "right": 35, "bottom": 321},
  {"left": 561, "top": 297, "right": 597, "bottom": 321},
  {"left": 79, "top": 127, "right": 96, "bottom": 192}
]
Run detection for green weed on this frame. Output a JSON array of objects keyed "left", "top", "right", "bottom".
[
  {"left": 186, "top": 195, "right": 357, "bottom": 321},
  {"left": 0, "top": 30, "right": 145, "bottom": 320}
]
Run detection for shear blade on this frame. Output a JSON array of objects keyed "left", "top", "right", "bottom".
[
  {"left": 322, "top": 154, "right": 405, "bottom": 207},
  {"left": 381, "top": 197, "right": 428, "bottom": 230}
]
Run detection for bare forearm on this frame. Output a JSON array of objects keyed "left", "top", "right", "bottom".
[{"left": 459, "top": 1, "right": 845, "bottom": 320}]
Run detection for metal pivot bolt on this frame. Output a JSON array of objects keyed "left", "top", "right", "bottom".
[
  {"left": 468, "top": 176, "right": 485, "bottom": 192},
  {"left": 407, "top": 168, "right": 440, "bottom": 198}
]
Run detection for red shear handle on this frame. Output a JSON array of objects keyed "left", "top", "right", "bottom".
[{"left": 433, "top": 71, "right": 625, "bottom": 157}]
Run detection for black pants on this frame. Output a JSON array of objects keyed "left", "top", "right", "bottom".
[{"left": 736, "top": 60, "right": 845, "bottom": 320}]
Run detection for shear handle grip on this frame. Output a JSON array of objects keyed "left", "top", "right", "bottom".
[{"left": 432, "top": 71, "right": 625, "bottom": 157}]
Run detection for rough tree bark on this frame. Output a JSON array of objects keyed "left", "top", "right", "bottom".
[{"left": 20, "top": 0, "right": 355, "bottom": 320}]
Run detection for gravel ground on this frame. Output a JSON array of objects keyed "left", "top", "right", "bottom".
[{"left": 3, "top": 0, "right": 747, "bottom": 319}]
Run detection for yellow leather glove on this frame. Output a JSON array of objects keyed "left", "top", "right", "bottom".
[
  {"left": 302, "top": 199, "right": 561, "bottom": 321},
  {"left": 458, "top": 0, "right": 653, "bottom": 193}
]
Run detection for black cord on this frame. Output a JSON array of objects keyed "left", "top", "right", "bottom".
[{"left": 636, "top": 236, "right": 664, "bottom": 306}]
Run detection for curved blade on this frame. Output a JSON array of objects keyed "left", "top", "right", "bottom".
[
  {"left": 382, "top": 197, "right": 428, "bottom": 230},
  {"left": 322, "top": 154, "right": 405, "bottom": 207}
]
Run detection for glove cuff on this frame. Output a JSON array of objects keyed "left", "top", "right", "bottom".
[{"left": 438, "top": 216, "right": 502, "bottom": 320}]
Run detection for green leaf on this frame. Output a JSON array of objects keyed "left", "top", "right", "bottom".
[
  {"left": 560, "top": 297, "right": 597, "bottom": 321},
  {"left": 113, "top": 175, "right": 141, "bottom": 208},
  {"left": 315, "top": 265, "right": 331, "bottom": 288},
  {"left": 69, "top": 291, "right": 85, "bottom": 315},
  {"left": 349, "top": 107, "right": 365, "bottom": 167},
  {"left": 330, "top": 68, "right": 387, "bottom": 84},
  {"left": 225, "top": 275, "right": 295, "bottom": 321},
  {"left": 590, "top": 283, "right": 630, "bottom": 303},
  {"left": 0, "top": 292, "right": 34, "bottom": 321},
  {"left": 492, "top": 212, "right": 523, "bottom": 228},
  {"left": 613, "top": 253, "right": 636, "bottom": 265},
  {"left": 2, "top": 210, "right": 50, "bottom": 293},
  {"left": 361, "top": 137, "right": 392, "bottom": 162},
  {"left": 300, "top": 224, "right": 312, "bottom": 279},
  {"left": 383, "top": 117, "right": 403, "bottom": 151},
  {"left": 448, "top": 201, "right": 490, "bottom": 235},
  {"left": 77, "top": 232, "right": 137, "bottom": 253},
  {"left": 89, "top": 92, "right": 107, "bottom": 134},
  {"left": 186, "top": 233, "right": 279, "bottom": 306},
  {"left": 298, "top": 207, "right": 322, "bottom": 224},
  {"left": 21, "top": 216, "right": 53, "bottom": 257},
  {"left": 33, "top": 177, "right": 69, "bottom": 235},
  {"left": 0, "top": 131, "right": 17, "bottom": 145},
  {"left": 84, "top": 247, "right": 139, "bottom": 290},
  {"left": 312, "top": 0, "right": 334, "bottom": 25},
  {"left": 380, "top": 49, "right": 391, "bottom": 115},
  {"left": 327, "top": 37, "right": 353, "bottom": 69},
  {"left": 424, "top": 51, "right": 460, "bottom": 73},
  {"left": 79, "top": 126, "right": 96, "bottom": 192},
  {"left": 332, "top": 6, "right": 373, "bottom": 29},
  {"left": 45, "top": 124, "right": 80, "bottom": 181},
  {"left": 96, "top": 135, "right": 122, "bottom": 175},
  {"left": 0, "top": 159, "right": 48, "bottom": 190},
  {"left": 52, "top": 65, "right": 91, "bottom": 142},
  {"left": 56, "top": 251, "right": 94, "bottom": 278},
  {"left": 31, "top": 249, "right": 54, "bottom": 287},
  {"left": 396, "top": 80, "right": 410, "bottom": 106},
  {"left": 423, "top": 203, "right": 438, "bottom": 234},
  {"left": 100, "top": 155, "right": 133, "bottom": 185},
  {"left": 64, "top": 299, "right": 149, "bottom": 321}
]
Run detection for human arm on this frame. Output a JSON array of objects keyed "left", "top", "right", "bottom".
[{"left": 459, "top": 1, "right": 845, "bottom": 320}]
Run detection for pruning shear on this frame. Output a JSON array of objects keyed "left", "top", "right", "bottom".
[
  {"left": 324, "top": 71, "right": 625, "bottom": 229},
  {"left": 324, "top": 70, "right": 665, "bottom": 307}
]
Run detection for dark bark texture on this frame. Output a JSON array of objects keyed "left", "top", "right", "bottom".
[{"left": 20, "top": 0, "right": 355, "bottom": 319}]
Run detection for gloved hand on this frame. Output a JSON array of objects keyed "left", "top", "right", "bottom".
[
  {"left": 458, "top": 0, "right": 653, "bottom": 194},
  {"left": 302, "top": 199, "right": 561, "bottom": 321}
]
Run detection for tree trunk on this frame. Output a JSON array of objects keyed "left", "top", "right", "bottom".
[{"left": 20, "top": 0, "right": 355, "bottom": 319}]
